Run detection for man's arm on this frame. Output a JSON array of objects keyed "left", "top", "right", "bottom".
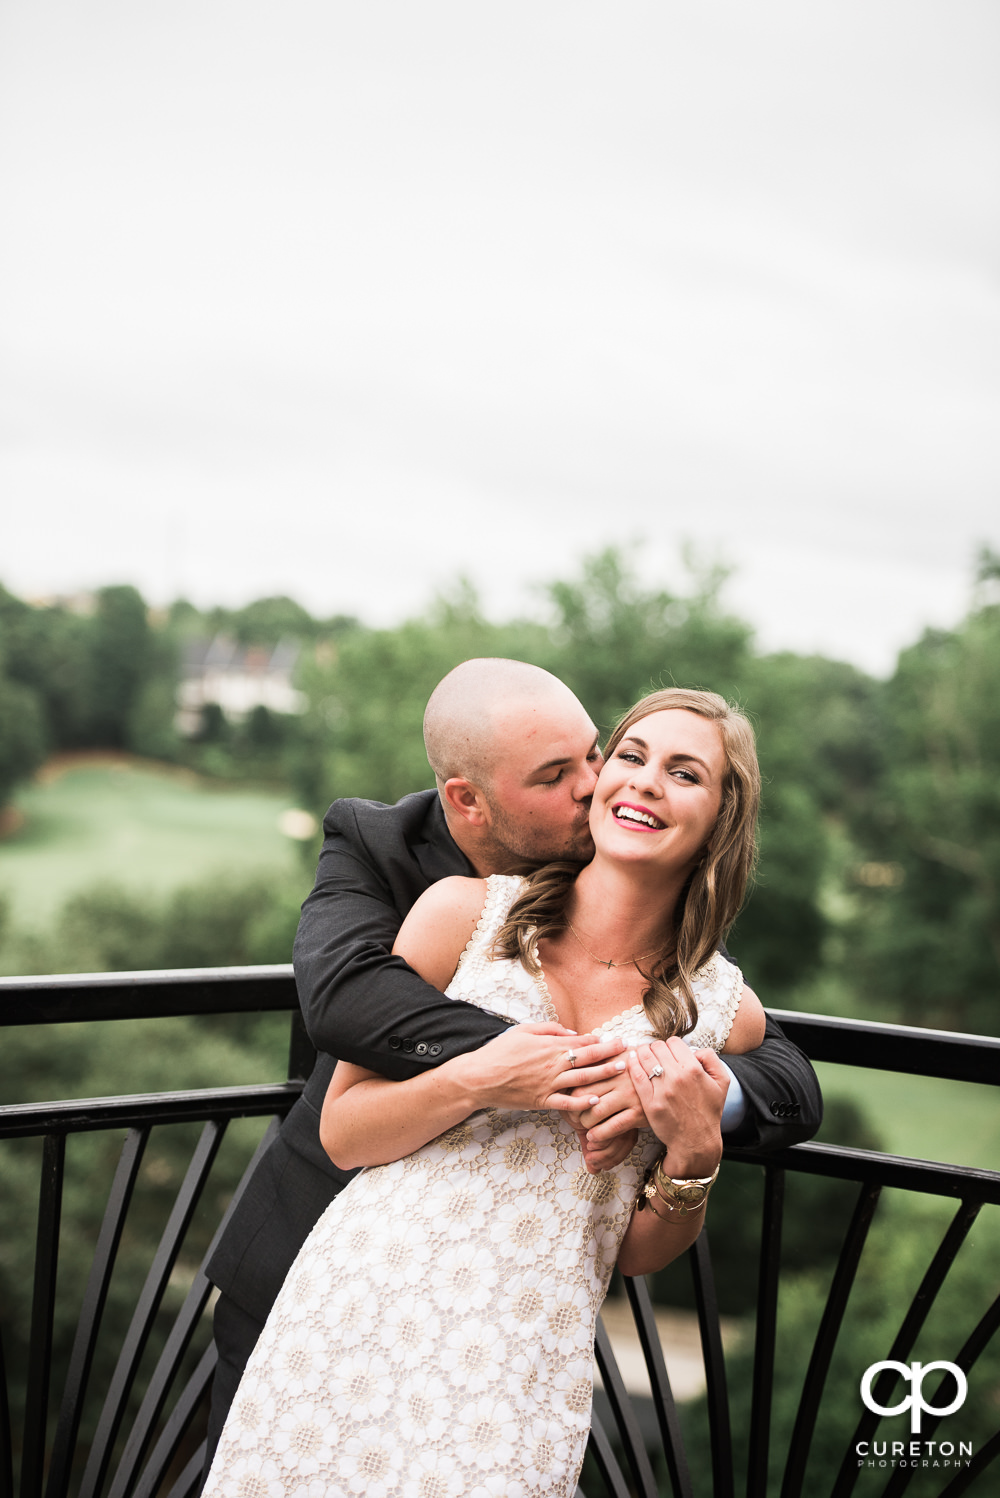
[
  {"left": 293, "top": 813, "right": 512, "bottom": 1081},
  {"left": 720, "top": 1012, "right": 822, "bottom": 1149}
]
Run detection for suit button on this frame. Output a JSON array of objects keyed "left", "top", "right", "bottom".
[
  {"left": 402, "top": 1038, "right": 414, "bottom": 1053},
  {"left": 388, "top": 1035, "right": 401, "bottom": 1050},
  {"left": 769, "top": 1101, "right": 781, "bottom": 1116},
  {"left": 790, "top": 1103, "right": 800, "bottom": 1117},
  {"left": 415, "top": 1042, "right": 428, "bottom": 1056},
  {"left": 429, "top": 1044, "right": 442, "bottom": 1057}
]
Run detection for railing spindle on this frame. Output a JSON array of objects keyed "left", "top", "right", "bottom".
[
  {"left": 44, "top": 1129, "right": 149, "bottom": 1498},
  {"left": 77, "top": 1121, "right": 226, "bottom": 1498},
  {"left": 593, "top": 1314, "right": 659, "bottom": 1498},
  {"left": 690, "top": 1229, "right": 735, "bottom": 1498},
  {"left": 746, "top": 1164, "right": 784, "bottom": 1498},
  {"left": 20, "top": 1134, "right": 66, "bottom": 1498},
  {"left": 831, "top": 1197, "right": 982, "bottom": 1498},
  {"left": 623, "top": 1274, "right": 694, "bottom": 1498},
  {"left": 779, "top": 1180, "right": 881, "bottom": 1498},
  {"left": 110, "top": 1118, "right": 284, "bottom": 1498}
]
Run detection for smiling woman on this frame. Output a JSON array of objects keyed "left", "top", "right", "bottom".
[{"left": 495, "top": 688, "right": 761, "bottom": 1042}]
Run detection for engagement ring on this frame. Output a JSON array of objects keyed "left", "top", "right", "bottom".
[
  {"left": 648, "top": 1064, "right": 664, "bottom": 1079},
  {"left": 567, "top": 1051, "right": 577, "bottom": 1067}
]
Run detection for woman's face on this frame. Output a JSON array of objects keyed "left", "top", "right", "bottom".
[{"left": 590, "top": 709, "right": 726, "bottom": 877}]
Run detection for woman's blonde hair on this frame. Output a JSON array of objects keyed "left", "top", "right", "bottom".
[{"left": 493, "top": 688, "right": 760, "bottom": 1041}]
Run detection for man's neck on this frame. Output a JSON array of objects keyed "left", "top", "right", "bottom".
[
  {"left": 441, "top": 809, "right": 534, "bottom": 880},
  {"left": 439, "top": 808, "right": 488, "bottom": 877}
]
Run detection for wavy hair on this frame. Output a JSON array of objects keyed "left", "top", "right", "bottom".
[{"left": 493, "top": 688, "right": 760, "bottom": 1041}]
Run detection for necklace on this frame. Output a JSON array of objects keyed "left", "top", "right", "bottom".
[{"left": 567, "top": 922, "right": 662, "bottom": 971}]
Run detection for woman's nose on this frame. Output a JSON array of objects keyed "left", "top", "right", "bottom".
[{"left": 629, "top": 764, "right": 662, "bottom": 796}]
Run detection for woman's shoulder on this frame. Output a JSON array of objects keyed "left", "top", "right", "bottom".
[
  {"left": 392, "top": 877, "right": 489, "bottom": 991},
  {"left": 404, "top": 874, "right": 489, "bottom": 929},
  {"left": 687, "top": 949, "right": 745, "bottom": 1051}
]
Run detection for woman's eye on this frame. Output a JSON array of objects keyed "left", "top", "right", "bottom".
[
  {"left": 672, "top": 769, "right": 698, "bottom": 784},
  {"left": 617, "top": 751, "right": 642, "bottom": 764}
]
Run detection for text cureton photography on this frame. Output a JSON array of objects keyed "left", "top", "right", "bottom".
[{"left": 856, "top": 1359, "right": 974, "bottom": 1473}]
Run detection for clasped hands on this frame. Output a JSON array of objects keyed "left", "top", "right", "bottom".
[{"left": 469, "top": 1023, "right": 729, "bottom": 1175}]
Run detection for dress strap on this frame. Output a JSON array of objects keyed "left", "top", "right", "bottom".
[{"left": 461, "top": 873, "right": 526, "bottom": 958}]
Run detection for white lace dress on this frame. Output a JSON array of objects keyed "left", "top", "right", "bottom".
[{"left": 203, "top": 875, "right": 742, "bottom": 1498}]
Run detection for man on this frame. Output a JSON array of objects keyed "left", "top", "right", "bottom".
[{"left": 203, "top": 659, "right": 821, "bottom": 1461}]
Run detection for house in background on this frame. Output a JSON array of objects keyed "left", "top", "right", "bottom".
[{"left": 175, "top": 636, "right": 305, "bottom": 735}]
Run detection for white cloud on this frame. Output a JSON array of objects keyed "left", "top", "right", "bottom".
[{"left": 1, "top": 0, "right": 997, "bottom": 675}]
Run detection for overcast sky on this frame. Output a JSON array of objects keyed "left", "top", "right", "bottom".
[{"left": 1, "top": 1, "right": 997, "bottom": 676}]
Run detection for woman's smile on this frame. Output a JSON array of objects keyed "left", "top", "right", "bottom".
[{"left": 609, "top": 800, "right": 666, "bottom": 831}]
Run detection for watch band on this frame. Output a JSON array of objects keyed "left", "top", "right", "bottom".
[{"left": 640, "top": 1159, "right": 720, "bottom": 1217}]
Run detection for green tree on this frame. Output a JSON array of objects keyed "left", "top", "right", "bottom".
[
  {"left": 0, "top": 585, "right": 94, "bottom": 748},
  {"left": 86, "top": 585, "right": 154, "bottom": 748},
  {"left": 7, "top": 874, "right": 295, "bottom": 976},
  {"left": 848, "top": 594, "right": 1000, "bottom": 1034},
  {"left": 292, "top": 584, "right": 550, "bottom": 812},
  {"left": 730, "top": 654, "right": 882, "bottom": 990},
  {"left": 0, "top": 664, "right": 47, "bottom": 807},
  {"left": 545, "top": 549, "right": 753, "bottom": 734}
]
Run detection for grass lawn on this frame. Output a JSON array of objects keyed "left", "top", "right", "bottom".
[
  {"left": 0, "top": 756, "right": 309, "bottom": 926},
  {"left": 816, "top": 1060, "right": 1000, "bottom": 1173}
]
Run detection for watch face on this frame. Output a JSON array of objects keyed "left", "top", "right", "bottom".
[{"left": 674, "top": 1183, "right": 708, "bottom": 1207}]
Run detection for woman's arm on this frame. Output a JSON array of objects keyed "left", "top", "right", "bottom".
[
  {"left": 320, "top": 1022, "right": 618, "bottom": 1168},
  {"left": 320, "top": 877, "right": 629, "bottom": 1169},
  {"left": 615, "top": 1038, "right": 727, "bottom": 1277},
  {"left": 722, "top": 983, "right": 767, "bottom": 1053},
  {"left": 611, "top": 986, "right": 765, "bottom": 1273}
]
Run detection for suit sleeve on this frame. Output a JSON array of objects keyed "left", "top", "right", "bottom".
[
  {"left": 721, "top": 1013, "right": 823, "bottom": 1151},
  {"left": 292, "top": 828, "right": 512, "bottom": 1082}
]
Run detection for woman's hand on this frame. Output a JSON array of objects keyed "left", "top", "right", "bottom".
[
  {"left": 452, "top": 1023, "right": 629, "bottom": 1115},
  {"left": 615, "top": 1041, "right": 728, "bottom": 1277},
  {"left": 577, "top": 1126, "right": 639, "bottom": 1175},
  {"left": 626, "top": 1039, "right": 728, "bottom": 1179}
]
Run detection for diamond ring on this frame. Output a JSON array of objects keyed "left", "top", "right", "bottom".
[
  {"left": 648, "top": 1064, "right": 664, "bottom": 1079},
  {"left": 567, "top": 1051, "right": 577, "bottom": 1067}
]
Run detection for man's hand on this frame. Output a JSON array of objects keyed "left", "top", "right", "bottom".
[{"left": 627, "top": 1039, "right": 729, "bottom": 1177}]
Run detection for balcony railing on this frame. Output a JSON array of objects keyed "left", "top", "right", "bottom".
[{"left": 1, "top": 968, "right": 998, "bottom": 1498}]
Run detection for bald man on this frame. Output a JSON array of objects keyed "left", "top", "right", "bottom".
[{"left": 202, "top": 660, "right": 821, "bottom": 1466}]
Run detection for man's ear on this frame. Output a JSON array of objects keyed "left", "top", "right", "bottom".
[{"left": 442, "top": 777, "right": 491, "bottom": 828}]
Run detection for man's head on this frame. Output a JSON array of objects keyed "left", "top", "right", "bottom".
[{"left": 423, "top": 659, "right": 601, "bottom": 874}]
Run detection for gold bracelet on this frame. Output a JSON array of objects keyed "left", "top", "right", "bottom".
[
  {"left": 640, "top": 1179, "right": 694, "bottom": 1221},
  {"left": 646, "top": 1158, "right": 720, "bottom": 1217}
]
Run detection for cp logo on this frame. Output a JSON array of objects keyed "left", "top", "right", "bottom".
[{"left": 860, "top": 1361, "right": 968, "bottom": 1434}]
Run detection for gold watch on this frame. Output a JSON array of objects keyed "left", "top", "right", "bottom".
[{"left": 643, "top": 1160, "right": 720, "bottom": 1217}]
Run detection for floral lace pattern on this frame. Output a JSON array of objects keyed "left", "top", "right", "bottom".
[{"left": 203, "top": 875, "right": 742, "bottom": 1498}]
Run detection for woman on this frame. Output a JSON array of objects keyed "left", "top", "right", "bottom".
[{"left": 203, "top": 688, "right": 764, "bottom": 1498}]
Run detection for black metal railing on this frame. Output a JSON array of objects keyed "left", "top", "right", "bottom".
[{"left": 1, "top": 969, "right": 998, "bottom": 1498}]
